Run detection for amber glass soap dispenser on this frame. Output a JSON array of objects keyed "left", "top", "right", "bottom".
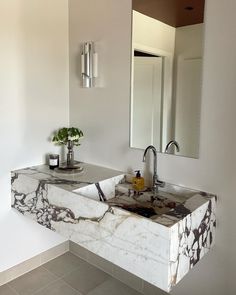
[{"left": 132, "top": 170, "right": 145, "bottom": 191}]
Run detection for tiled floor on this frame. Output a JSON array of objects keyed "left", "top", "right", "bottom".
[{"left": 0, "top": 253, "right": 143, "bottom": 295}]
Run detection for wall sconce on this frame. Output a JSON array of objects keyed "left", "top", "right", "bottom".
[{"left": 81, "top": 42, "right": 98, "bottom": 88}]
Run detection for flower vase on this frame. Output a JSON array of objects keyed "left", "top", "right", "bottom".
[{"left": 67, "top": 140, "right": 74, "bottom": 168}]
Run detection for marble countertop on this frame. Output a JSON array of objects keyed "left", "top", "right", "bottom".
[
  {"left": 13, "top": 163, "right": 123, "bottom": 192},
  {"left": 12, "top": 163, "right": 216, "bottom": 228}
]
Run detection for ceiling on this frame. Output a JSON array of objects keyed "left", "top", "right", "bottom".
[{"left": 132, "top": 0, "right": 205, "bottom": 28}]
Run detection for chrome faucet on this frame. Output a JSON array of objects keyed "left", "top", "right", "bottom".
[
  {"left": 165, "top": 140, "right": 180, "bottom": 153},
  {"left": 143, "top": 145, "right": 165, "bottom": 193}
]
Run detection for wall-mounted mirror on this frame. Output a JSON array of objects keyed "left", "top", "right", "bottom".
[{"left": 130, "top": 0, "right": 205, "bottom": 158}]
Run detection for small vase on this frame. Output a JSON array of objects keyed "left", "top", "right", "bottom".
[{"left": 67, "top": 140, "right": 74, "bottom": 168}]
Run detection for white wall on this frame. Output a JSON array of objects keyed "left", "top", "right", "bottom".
[
  {"left": 0, "top": 0, "right": 69, "bottom": 212},
  {"left": 133, "top": 11, "right": 175, "bottom": 54},
  {"left": 69, "top": 1, "right": 174, "bottom": 177},
  {"left": 174, "top": 24, "right": 204, "bottom": 58},
  {"left": 69, "top": 0, "right": 138, "bottom": 171},
  {"left": 70, "top": 0, "right": 236, "bottom": 294}
]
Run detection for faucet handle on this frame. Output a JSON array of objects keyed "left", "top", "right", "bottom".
[{"left": 156, "top": 180, "right": 165, "bottom": 188}]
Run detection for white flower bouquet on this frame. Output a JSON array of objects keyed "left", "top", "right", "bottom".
[{"left": 52, "top": 127, "right": 83, "bottom": 146}]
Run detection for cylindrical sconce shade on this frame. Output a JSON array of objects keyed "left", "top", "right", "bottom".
[
  {"left": 93, "top": 53, "right": 98, "bottom": 78},
  {"left": 81, "top": 42, "right": 98, "bottom": 88}
]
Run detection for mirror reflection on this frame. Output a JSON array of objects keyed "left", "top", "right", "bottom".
[{"left": 130, "top": 0, "right": 205, "bottom": 158}]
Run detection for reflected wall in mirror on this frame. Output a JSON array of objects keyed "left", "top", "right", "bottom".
[{"left": 130, "top": 0, "right": 205, "bottom": 158}]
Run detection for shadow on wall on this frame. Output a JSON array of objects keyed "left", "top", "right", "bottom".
[{"left": 0, "top": 0, "right": 69, "bottom": 211}]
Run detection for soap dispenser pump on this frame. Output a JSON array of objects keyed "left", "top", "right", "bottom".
[{"left": 132, "top": 170, "right": 145, "bottom": 191}]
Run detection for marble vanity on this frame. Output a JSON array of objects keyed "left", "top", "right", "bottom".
[{"left": 11, "top": 163, "right": 216, "bottom": 292}]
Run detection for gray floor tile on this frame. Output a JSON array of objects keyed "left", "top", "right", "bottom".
[
  {"left": 34, "top": 279, "right": 80, "bottom": 295},
  {"left": 9, "top": 267, "right": 57, "bottom": 295},
  {"left": 87, "top": 277, "right": 142, "bottom": 295},
  {"left": 43, "top": 252, "right": 86, "bottom": 278},
  {"left": 0, "top": 285, "right": 17, "bottom": 295},
  {"left": 87, "top": 251, "right": 113, "bottom": 275},
  {"left": 113, "top": 265, "right": 143, "bottom": 292},
  {"left": 143, "top": 281, "right": 168, "bottom": 295},
  {"left": 63, "top": 261, "right": 109, "bottom": 294}
]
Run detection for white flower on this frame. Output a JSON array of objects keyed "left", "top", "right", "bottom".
[{"left": 68, "top": 135, "right": 79, "bottom": 141}]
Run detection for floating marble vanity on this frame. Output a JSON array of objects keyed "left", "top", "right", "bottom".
[{"left": 11, "top": 163, "right": 216, "bottom": 292}]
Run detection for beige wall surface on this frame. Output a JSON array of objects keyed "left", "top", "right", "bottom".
[
  {"left": 0, "top": 0, "right": 69, "bottom": 212},
  {"left": 69, "top": 0, "right": 236, "bottom": 294}
]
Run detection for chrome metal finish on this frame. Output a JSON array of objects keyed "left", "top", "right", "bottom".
[
  {"left": 81, "top": 42, "right": 97, "bottom": 88},
  {"left": 143, "top": 145, "right": 165, "bottom": 193},
  {"left": 67, "top": 140, "right": 74, "bottom": 168},
  {"left": 165, "top": 140, "right": 180, "bottom": 153}
]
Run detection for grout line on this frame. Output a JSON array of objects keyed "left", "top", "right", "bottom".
[
  {"left": 40, "top": 265, "right": 64, "bottom": 279},
  {"left": 40, "top": 265, "right": 100, "bottom": 295},
  {"left": 41, "top": 253, "right": 113, "bottom": 295},
  {"left": 5, "top": 251, "right": 142, "bottom": 295},
  {"left": 31, "top": 276, "right": 61, "bottom": 295},
  {"left": 71, "top": 249, "right": 143, "bottom": 293},
  {"left": 68, "top": 250, "right": 143, "bottom": 294},
  {"left": 1, "top": 243, "right": 69, "bottom": 289},
  {"left": 59, "top": 278, "right": 84, "bottom": 295},
  {"left": 7, "top": 266, "right": 60, "bottom": 295},
  {"left": 141, "top": 279, "right": 144, "bottom": 294},
  {"left": 108, "top": 270, "right": 143, "bottom": 294},
  {"left": 69, "top": 249, "right": 143, "bottom": 293},
  {"left": 6, "top": 284, "right": 19, "bottom": 295},
  {"left": 83, "top": 257, "right": 112, "bottom": 276},
  {"left": 69, "top": 247, "right": 110, "bottom": 275},
  {"left": 40, "top": 261, "right": 85, "bottom": 281}
]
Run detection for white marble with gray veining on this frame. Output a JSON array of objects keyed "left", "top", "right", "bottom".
[{"left": 11, "top": 163, "right": 216, "bottom": 292}]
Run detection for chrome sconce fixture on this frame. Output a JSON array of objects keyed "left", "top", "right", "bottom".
[{"left": 81, "top": 42, "right": 98, "bottom": 88}]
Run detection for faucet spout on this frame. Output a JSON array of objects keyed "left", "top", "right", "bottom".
[
  {"left": 143, "top": 145, "right": 164, "bottom": 193},
  {"left": 143, "top": 145, "right": 157, "bottom": 177},
  {"left": 165, "top": 140, "right": 180, "bottom": 153}
]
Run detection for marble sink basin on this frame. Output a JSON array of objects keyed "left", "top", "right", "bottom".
[
  {"left": 72, "top": 174, "right": 125, "bottom": 201},
  {"left": 73, "top": 176, "right": 177, "bottom": 217},
  {"left": 73, "top": 175, "right": 214, "bottom": 228},
  {"left": 11, "top": 163, "right": 216, "bottom": 292}
]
